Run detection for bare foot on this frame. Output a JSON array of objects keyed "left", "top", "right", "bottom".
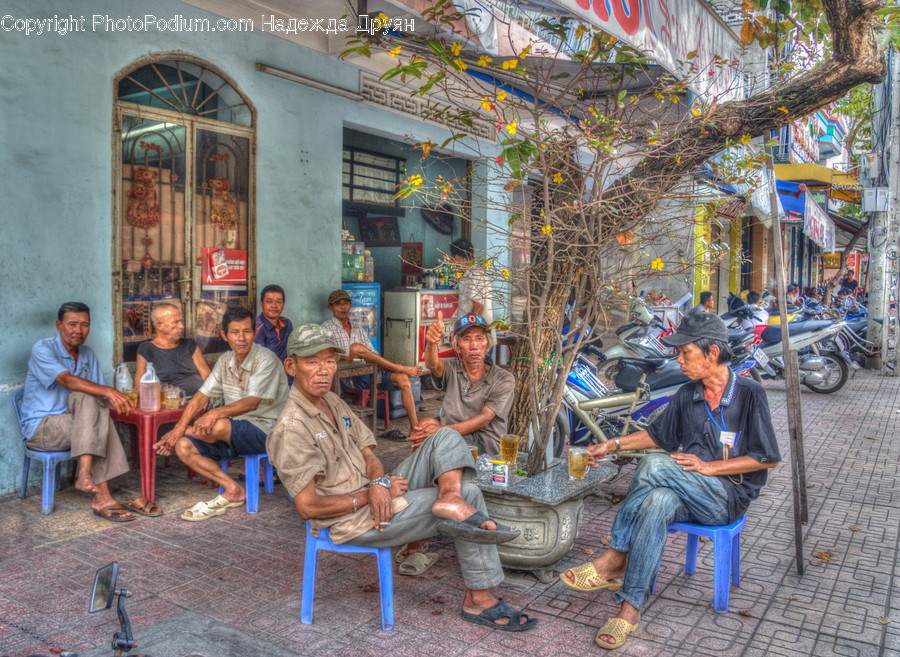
[
  {"left": 75, "top": 476, "right": 100, "bottom": 495},
  {"left": 432, "top": 493, "right": 497, "bottom": 530},
  {"left": 403, "top": 365, "right": 424, "bottom": 378}
]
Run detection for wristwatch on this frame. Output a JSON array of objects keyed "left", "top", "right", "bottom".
[{"left": 369, "top": 477, "right": 391, "bottom": 490}]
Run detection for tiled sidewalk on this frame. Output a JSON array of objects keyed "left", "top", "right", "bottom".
[{"left": 1, "top": 370, "right": 898, "bottom": 657}]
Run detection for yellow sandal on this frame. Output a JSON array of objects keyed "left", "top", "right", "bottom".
[
  {"left": 595, "top": 617, "right": 639, "bottom": 650},
  {"left": 558, "top": 562, "right": 623, "bottom": 592}
]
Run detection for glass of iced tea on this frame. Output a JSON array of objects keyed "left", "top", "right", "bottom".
[
  {"left": 568, "top": 447, "right": 589, "bottom": 480},
  {"left": 468, "top": 443, "right": 478, "bottom": 464},
  {"left": 499, "top": 434, "right": 521, "bottom": 464},
  {"left": 124, "top": 388, "right": 138, "bottom": 406}
]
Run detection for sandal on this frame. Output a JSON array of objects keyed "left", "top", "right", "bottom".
[
  {"left": 595, "top": 617, "right": 639, "bottom": 650},
  {"left": 380, "top": 429, "right": 407, "bottom": 442},
  {"left": 120, "top": 497, "right": 163, "bottom": 517},
  {"left": 559, "top": 562, "right": 622, "bottom": 592},
  {"left": 461, "top": 599, "right": 538, "bottom": 632},
  {"left": 180, "top": 494, "right": 243, "bottom": 522},
  {"left": 93, "top": 505, "right": 136, "bottom": 523},
  {"left": 436, "top": 510, "right": 520, "bottom": 545},
  {"left": 398, "top": 552, "right": 439, "bottom": 576}
]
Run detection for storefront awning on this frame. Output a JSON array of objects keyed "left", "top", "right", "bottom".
[{"left": 773, "top": 163, "right": 861, "bottom": 203}]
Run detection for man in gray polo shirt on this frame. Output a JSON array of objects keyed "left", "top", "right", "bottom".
[
  {"left": 155, "top": 306, "right": 289, "bottom": 521},
  {"left": 409, "top": 313, "right": 514, "bottom": 455}
]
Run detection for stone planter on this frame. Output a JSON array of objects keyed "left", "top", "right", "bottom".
[{"left": 474, "top": 457, "right": 616, "bottom": 583}]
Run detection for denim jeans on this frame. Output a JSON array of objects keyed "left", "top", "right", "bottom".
[{"left": 610, "top": 453, "right": 729, "bottom": 611}]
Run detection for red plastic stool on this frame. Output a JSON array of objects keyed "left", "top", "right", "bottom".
[{"left": 344, "top": 387, "right": 390, "bottom": 430}]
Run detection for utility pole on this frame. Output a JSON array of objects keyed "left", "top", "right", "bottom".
[{"left": 888, "top": 50, "right": 900, "bottom": 374}]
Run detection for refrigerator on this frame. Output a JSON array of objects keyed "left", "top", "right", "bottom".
[
  {"left": 384, "top": 288, "right": 459, "bottom": 367},
  {"left": 342, "top": 282, "right": 381, "bottom": 354}
]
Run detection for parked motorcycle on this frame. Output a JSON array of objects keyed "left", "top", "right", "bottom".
[
  {"left": 602, "top": 297, "right": 675, "bottom": 360},
  {"left": 732, "top": 303, "right": 852, "bottom": 394}
]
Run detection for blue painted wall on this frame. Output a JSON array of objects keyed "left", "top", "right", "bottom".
[{"left": 0, "top": 0, "right": 505, "bottom": 495}]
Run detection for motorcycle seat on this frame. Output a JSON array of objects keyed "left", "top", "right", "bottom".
[
  {"left": 760, "top": 320, "right": 834, "bottom": 344},
  {"left": 728, "top": 328, "right": 750, "bottom": 344},
  {"left": 618, "top": 357, "right": 670, "bottom": 371},
  {"left": 845, "top": 319, "right": 868, "bottom": 333}
]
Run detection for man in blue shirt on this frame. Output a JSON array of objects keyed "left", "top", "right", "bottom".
[
  {"left": 254, "top": 284, "right": 293, "bottom": 362},
  {"left": 19, "top": 302, "right": 137, "bottom": 522}
]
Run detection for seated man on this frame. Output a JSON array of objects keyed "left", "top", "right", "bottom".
[
  {"left": 740, "top": 291, "right": 769, "bottom": 330},
  {"left": 684, "top": 291, "right": 714, "bottom": 318},
  {"left": 559, "top": 313, "right": 780, "bottom": 650},
  {"left": 410, "top": 313, "right": 514, "bottom": 456},
  {"left": 322, "top": 289, "right": 423, "bottom": 433},
  {"left": 135, "top": 302, "right": 211, "bottom": 396},
  {"left": 267, "top": 324, "right": 537, "bottom": 632},
  {"left": 254, "top": 284, "right": 293, "bottom": 363},
  {"left": 19, "top": 302, "right": 138, "bottom": 522},
  {"left": 155, "top": 306, "right": 289, "bottom": 521}
]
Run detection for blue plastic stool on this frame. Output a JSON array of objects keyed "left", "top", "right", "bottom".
[
  {"left": 301, "top": 521, "right": 394, "bottom": 631},
  {"left": 219, "top": 454, "right": 275, "bottom": 514},
  {"left": 659, "top": 514, "right": 746, "bottom": 614},
  {"left": 13, "top": 389, "right": 75, "bottom": 515}
]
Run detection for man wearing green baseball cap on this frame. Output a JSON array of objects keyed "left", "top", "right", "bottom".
[{"left": 266, "top": 324, "right": 538, "bottom": 632}]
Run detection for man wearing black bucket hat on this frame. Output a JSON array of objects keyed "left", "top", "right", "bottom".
[{"left": 559, "top": 312, "right": 781, "bottom": 651}]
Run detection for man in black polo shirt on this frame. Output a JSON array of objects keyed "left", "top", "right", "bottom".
[{"left": 559, "top": 313, "right": 780, "bottom": 651}]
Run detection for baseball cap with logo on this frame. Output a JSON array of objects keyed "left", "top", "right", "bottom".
[
  {"left": 327, "top": 289, "right": 351, "bottom": 306},
  {"left": 286, "top": 324, "right": 341, "bottom": 358},
  {"left": 450, "top": 313, "right": 489, "bottom": 342},
  {"left": 661, "top": 312, "right": 729, "bottom": 346}
]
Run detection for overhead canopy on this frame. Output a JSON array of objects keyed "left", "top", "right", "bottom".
[{"left": 774, "top": 163, "right": 862, "bottom": 203}]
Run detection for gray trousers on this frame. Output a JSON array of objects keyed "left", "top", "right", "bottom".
[
  {"left": 26, "top": 392, "right": 129, "bottom": 485},
  {"left": 350, "top": 427, "right": 505, "bottom": 590}
]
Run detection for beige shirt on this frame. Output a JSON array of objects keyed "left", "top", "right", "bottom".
[
  {"left": 267, "top": 387, "right": 406, "bottom": 544},
  {"left": 199, "top": 343, "right": 289, "bottom": 433}
]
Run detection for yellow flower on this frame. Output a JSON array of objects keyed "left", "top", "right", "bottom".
[
  {"left": 675, "top": 154, "right": 682, "bottom": 163},
  {"left": 501, "top": 269, "right": 510, "bottom": 280},
  {"left": 654, "top": 92, "right": 664, "bottom": 100},
  {"left": 481, "top": 98, "right": 494, "bottom": 111},
  {"left": 483, "top": 259, "right": 492, "bottom": 270},
  {"left": 496, "top": 90, "right": 507, "bottom": 101},
  {"left": 541, "top": 224, "right": 553, "bottom": 235},
  {"left": 739, "top": 134, "right": 752, "bottom": 145},
  {"left": 453, "top": 58, "right": 467, "bottom": 70},
  {"left": 388, "top": 46, "right": 402, "bottom": 57},
  {"left": 455, "top": 271, "right": 464, "bottom": 279},
  {"left": 505, "top": 120, "right": 517, "bottom": 135},
  {"left": 648, "top": 139, "right": 658, "bottom": 146},
  {"left": 477, "top": 55, "right": 493, "bottom": 67},
  {"left": 650, "top": 257, "right": 664, "bottom": 271},
  {"left": 519, "top": 44, "right": 532, "bottom": 59},
  {"left": 408, "top": 175, "right": 423, "bottom": 187},
  {"left": 450, "top": 42, "right": 463, "bottom": 56},
  {"left": 691, "top": 108, "right": 701, "bottom": 116},
  {"left": 552, "top": 172, "right": 564, "bottom": 183},
  {"left": 501, "top": 59, "right": 518, "bottom": 70},
  {"left": 777, "top": 106, "right": 789, "bottom": 114}
]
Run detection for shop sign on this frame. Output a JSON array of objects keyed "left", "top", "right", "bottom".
[
  {"left": 847, "top": 253, "right": 858, "bottom": 270},
  {"left": 823, "top": 252, "right": 841, "bottom": 269},
  {"left": 803, "top": 193, "right": 835, "bottom": 252},
  {"left": 201, "top": 248, "right": 247, "bottom": 290},
  {"left": 790, "top": 118, "right": 820, "bottom": 164},
  {"left": 546, "top": 0, "right": 743, "bottom": 100}
]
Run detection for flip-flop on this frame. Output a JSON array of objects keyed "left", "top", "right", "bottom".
[
  {"left": 559, "top": 562, "right": 622, "bottom": 592},
  {"left": 93, "top": 505, "right": 137, "bottom": 523},
  {"left": 398, "top": 552, "right": 439, "bottom": 576},
  {"left": 120, "top": 497, "right": 163, "bottom": 517},
  {"left": 180, "top": 495, "right": 244, "bottom": 522},
  {"left": 436, "top": 510, "right": 519, "bottom": 545},
  {"left": 595, "top": 617, "right": 639, "bottom": 649},
  {"left": 380, "top": 429, "right": 407, "bottom": 442},
  {"left": 460, "top": 599, "right": 538, "bottom": 632}
]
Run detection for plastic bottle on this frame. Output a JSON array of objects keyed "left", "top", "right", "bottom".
[
  {"left": 115, "top": 363, "right": 133, "bottom": 392},
  {"left": 364, "top": 250, "right": 375, "bottom": 283},
  {"left": 140, "top": 362, "right": 161, "bottom": 412}
]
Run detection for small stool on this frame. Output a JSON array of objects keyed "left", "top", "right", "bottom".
[
  {"left": 344, "top": 387, "right": 390, "bottom": 430},
  {"left": 219, "top": 454, "right": 275, "bottom": 514},
  {"left": 659, "top": 514, "right": 746, "bottom": 614},
  {"left": 14, "top": 389, "right": 76, "bottom": 515},
  {"left": 301, "top": 521, "right": 394, "bottom": 631}
]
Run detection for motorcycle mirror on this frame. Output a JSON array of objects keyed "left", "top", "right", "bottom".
[{"left": 89, "top": 561, "right": 118, "bottom": 613}]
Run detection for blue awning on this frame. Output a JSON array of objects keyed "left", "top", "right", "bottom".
[{"left": 777, "top": 180, "right": 805, "bottom": 219}]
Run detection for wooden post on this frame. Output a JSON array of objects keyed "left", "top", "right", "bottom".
[{"left": 766, "top": 157, "right": 808, "bottom": 575}]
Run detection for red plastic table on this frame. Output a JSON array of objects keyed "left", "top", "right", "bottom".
[{"left": 110, "top": 406, "right": 187, "bottom": 503}]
